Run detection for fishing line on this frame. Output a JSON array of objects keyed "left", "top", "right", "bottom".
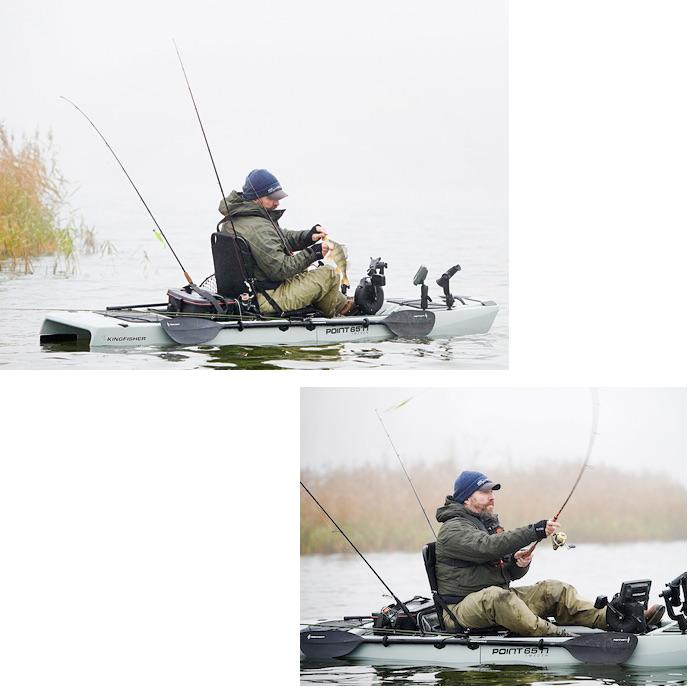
[
  {"left": 59, "top": 96, "right": 194, "bottom": 285},
  {"left": 300, "top": 481, "right": 414, "bottom": 619},
  {"left": 374, "top": 407, "right": 437, "bottom": 539}
]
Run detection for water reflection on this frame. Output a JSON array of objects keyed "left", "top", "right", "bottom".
[
  {"left": 300, "top": 660, "right": 687, "bottom": 686},
  {"left": 195, "top": 343, "right": 345, "bottom": 370}
]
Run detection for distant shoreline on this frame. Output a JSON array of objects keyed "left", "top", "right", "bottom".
[{"left": 301, "top": 461, "right": 686, "bottom": 555}]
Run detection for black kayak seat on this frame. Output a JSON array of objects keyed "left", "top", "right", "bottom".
[
  {"left": 210, "top": 231, "right": 322, "bottom": 318},
  {"left": 422, "top": 542, "right": 507, "bottom": 635},
  {"left": 211, "top": 232, "right": 256, "bottom": 299}
]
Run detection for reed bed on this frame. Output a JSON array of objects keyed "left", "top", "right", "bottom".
[
  {"left": 300, "top": 460, "right": 686, "bottom": 554},
  {"left": 0, "top": 124, "right": 95, "bottom": 273}
]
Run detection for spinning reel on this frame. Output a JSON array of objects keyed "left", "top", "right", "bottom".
[{"left": 551, "top": 531, "right": 575, "bottom": 550}]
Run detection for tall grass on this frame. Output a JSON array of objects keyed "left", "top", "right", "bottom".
[
  {"left": 0, "top": 124, "right": 95, "bottom": 273},
  {"left": 300, "top": 460, "right": 686, "bottom": 554}
]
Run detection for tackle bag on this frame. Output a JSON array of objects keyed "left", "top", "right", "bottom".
[
  {"left": 167, "top": 286, "right": 239, "bottom": 315},
  {"left": 372, "top": 596, "right": 434, "bottom": 632}
]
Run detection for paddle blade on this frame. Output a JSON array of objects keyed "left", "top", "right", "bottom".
[
  {"left": 383, "top": 309, "right": 436, "bottom": 338},
  {"left": 560, "top": 632, "right": 638, "bottom": 664},
  {"left": 159, "top": 317, "right": 222, "bottom": 344},
  {"left": 300, "top": 629, "right": 363, "bottom": 659}
]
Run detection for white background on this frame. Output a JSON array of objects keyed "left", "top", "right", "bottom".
[{"left": 1, "top": 0, "right": 697, "bottom": 697}]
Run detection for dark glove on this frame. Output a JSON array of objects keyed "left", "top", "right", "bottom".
[
  {"left": 533, "top": 519, "right": 548, "bottom": 540},
  {"left": 309, "top": 241, "right": 324, "bottom": 261},
  {"left": 302, "top": 224, "right": 322, "bottom": 248}
]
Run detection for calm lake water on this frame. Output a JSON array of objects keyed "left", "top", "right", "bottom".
[
  {"left": 300, "top": 542, "right": 687, "bottom": 686},
  {"left": 0, "top": 193, "right": 507, "bottom": 369}
]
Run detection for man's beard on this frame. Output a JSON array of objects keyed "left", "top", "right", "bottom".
[{"left": 467, "top": 501, "right": 494, "bottom": 514}]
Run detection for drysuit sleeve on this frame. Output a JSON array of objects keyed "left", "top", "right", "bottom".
[
  {"left": 439, "top": 520, "right": 540, "bottom": 564},
  {"left": 246, "top": 220, "right": 322, "bottom": 282},
  {"left": 281, "top": 225, "right": 319, "bottom": 251},
  {"left": 504, "top": 555, "right": 530, "bottom": 581}
]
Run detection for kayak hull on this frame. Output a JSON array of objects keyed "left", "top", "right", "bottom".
[
  {"left": 40, "top": 299, "right": 499, "bottom": 349},
  {"left": 301, "top": 623, "right": 686, "bottom": 669}
]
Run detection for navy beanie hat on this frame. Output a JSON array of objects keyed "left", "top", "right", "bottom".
[
  {"left": 453, "top": 470, "right": 501, "bottom": 503},
  {"left": 242, "top": 169, "right": 287, "bottom": 201}
]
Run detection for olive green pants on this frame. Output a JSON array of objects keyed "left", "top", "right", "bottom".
[
  {"left": 256, "top": 266, "right": 347, "bottom": 317},
  {"left": 445, "top": 580, "right": 608, "bottom": 637}
]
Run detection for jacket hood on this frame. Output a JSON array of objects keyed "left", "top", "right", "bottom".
[
  {"left": 436, "top": 496, "right": 476, "bottom": 523},
  {"left": 435, "top": 496, "right": 499, "bottom": 526},
  {"left": 218, "top": 190, "right": 285, "bottom": 222}
]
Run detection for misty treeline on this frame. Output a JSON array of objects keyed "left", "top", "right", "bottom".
[{"left": 300, "top": 459, "right": 686, "bottom": 554}]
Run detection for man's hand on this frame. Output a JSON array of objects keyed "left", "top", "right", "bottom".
[
  {"left": 533, "top": 519, "right": 561, "bottom": 540},
  {"left": 545, "top": 519, "right": 561, "bottom": 537},
  {"left": 311, "top": 225, "right": 328, "bottom": 242},
  {"left": 514, "top": 548, "right": 534, "bottom": 568}
]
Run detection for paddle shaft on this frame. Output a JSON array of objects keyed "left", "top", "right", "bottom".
[
  {"left": 158, "top": 308, "right": 438, "bottom": 345},
  {"left": 301, "top": 628, "right": 637, "bottom": 664}
]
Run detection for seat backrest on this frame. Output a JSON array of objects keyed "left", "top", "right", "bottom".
[
  {"left": 422, "top": 542, "right": 439, "bottom": 593},
  {"left": 422, "top": 542, "right": 447, "bottom": 629},
  {"left": 210, "top": 232, "right": 254, "bottom": 298}
]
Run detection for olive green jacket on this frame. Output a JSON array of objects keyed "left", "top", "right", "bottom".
[
  {"left": 435, "top": 497, "right": 540, "bottom": 597},
  {"left": 218, "top": 190, "right": 322, "bottom": 288}
]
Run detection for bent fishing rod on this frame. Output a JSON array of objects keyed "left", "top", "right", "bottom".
[
  {"left": 374, "top": 408, "right": 437, "bottom": 539},
  {"left": 525, "top": 388, "right": 600, "bottom": 555},
  {"left": 60, "top": 96, "right": 194, "bottom": 285},
  {"left": 300, "top": 481, "right": 414, "bottom": 619}
]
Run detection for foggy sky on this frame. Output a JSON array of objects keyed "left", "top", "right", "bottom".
[
  {"left": 1, "top": 0, "right": 507, "bottom": 237},
  {"left": 301, "top": 388, "right": 687, "bottom": 486}
]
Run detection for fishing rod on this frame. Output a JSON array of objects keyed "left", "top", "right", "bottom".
[
  {"left": 300, "top": 481, "right": 414, "bottom": 619},
  {"left": 172, "top": 41, "right": 254, "bottom": 294},
  {"left": 173, "top": 42, "right": 305, "bottom": 262},
  {"left": 60, "top": 96, "right": 194, "bottom": 285},
  {"left": 374, "top": 408, "right": 437, "bottom": 539},
  {"left": 525, "top": 388, "right": 600, "bottom": 555}
]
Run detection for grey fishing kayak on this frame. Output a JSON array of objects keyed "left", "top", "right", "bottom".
[
  {"left": 39, "top": 296, "right": 498, "bottom": 349},
  {"left": 300, "top": 620, "right": 686, "bottom": 669}
]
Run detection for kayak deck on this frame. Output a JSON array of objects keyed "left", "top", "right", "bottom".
[
  {"left": 39, "top": 297, "right": 499, "bottom": 349},
  {"left": 300, "top": 621, "right": 686, "bottom": 669}
]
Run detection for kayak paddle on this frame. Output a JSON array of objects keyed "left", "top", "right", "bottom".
[
  {"left": 300, "top": 629, "right": 638, "bottom": 664},
  {"left": 300, "top": 629, "right": 368, "bottom": 660},
  {"left": 160, "top": 317, "right": 222, "bottom": 344},
  {"left": 159, "top": 309, "right": 437, "bottom": 345},
  {"left": 380, "top": 309, "right": 435, "bottom": 338}
]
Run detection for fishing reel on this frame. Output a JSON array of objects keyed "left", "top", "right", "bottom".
[
  {"left": 551, "top": 531, "right": 575, "bottom": 551},
  {"left": 354, "top": 257, "right": 388, "bottom": 315}
]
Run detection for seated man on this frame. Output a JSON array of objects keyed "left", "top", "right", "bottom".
[
  {"left": 218, "top": 168, "right": 352, "bottom": 317},
  {"left": 435, "top": 470, "right": 665, "bottom": 636}
]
